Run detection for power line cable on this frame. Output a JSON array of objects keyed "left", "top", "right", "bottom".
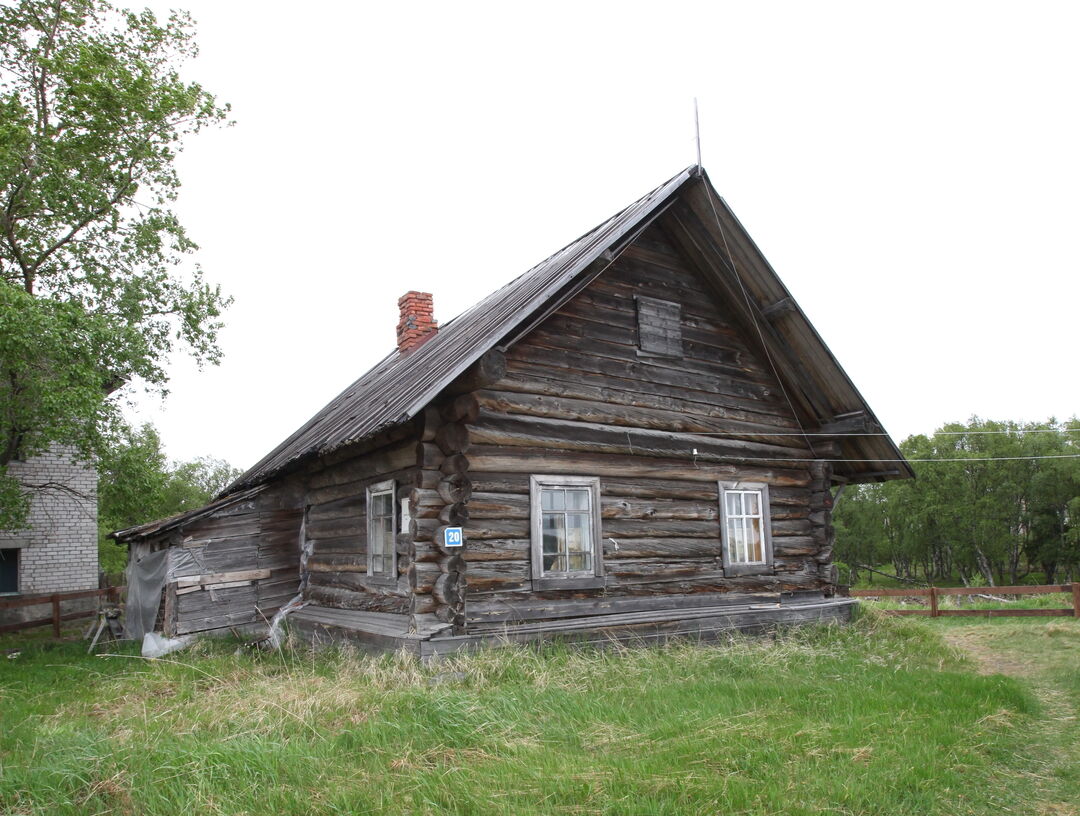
[
  {"left": 747, "top": 454, "right": 1080, "bottom": 464},
  {"left": 689, "top": 428, "right": 1078, "bottom": 438}
]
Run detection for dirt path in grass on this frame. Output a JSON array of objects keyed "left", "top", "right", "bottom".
[
  {"left": 941, "top": 622, "right": 1080, "bottom": 815},
  {"left": 942, "top": 627, "right": 1037, "bottom": 677}
]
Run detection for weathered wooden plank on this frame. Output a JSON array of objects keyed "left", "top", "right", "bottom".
[
  {"left": 498, "top": 365, "right": 797, "bottom": 429},
  {"left": 934, "top": 584, "right": 1072, "bottom": 596},
  {"left": 181, "top": 533, "right": 262, "bottom": 551},
  {"left": 306, "top": 468, "right": 415, "bottom": 505},
  {"left": 603, "top": 557, "right": 725, "bottom": 583},
  {"left": 307, "top": 553, "right": 366, "bottom": 573},
  {"left": 175, "top": 611, "right": 261, "bottom": 635},
  {"left": 463, "top": 561, "right": 530, "bottom": 593},
  {"left": 470, "top": 411, "right": 810, "bottom": 466},
  {"left": 936, "top": 608, "right": 1074, "bottom": 617},
  {"left": 305, "top": 584, "right": 410, "bottom": 614},
  {"left": 465, "top": 590, "right": 779, "bottom": 624},
  {"left": 603, "top": 519, "right": 718, "bottom": 538},
  {"left": 771, "top": 537, "right": 818, "bottom": 557},
  {"left": 473, "top": 390, "right": 806, "bottom": 448},
  {"left": 468, "top": 446, "right": 812, "bottom": 486},
  {"left": 306, "top": 496, "right": 364, "bottom": 522},
  {"left": 507, "top": 344, "right": 782, "bottom": 408},
  {"left": 461, "top": 538, "right": 530, "bottom": 562},
  {"left": 524, "top": 325, "right": 775, "bottom": 392},
  {"left": 308, "top": 442, "right": 415, "bottom": 489},
  {"left": 602, "top": 537, "right": 721, "bottom": 559},
  {"left": 176, "top": 579, "right": 253, "bottom": 595},
  {"left": 175, "top": 568, "right": 271, "bottom": 589},
  {"left": 177, "top": 585, "right": 256, "bottom": 616},
  {"left": 308, "top": 535, "right": 363, "bottom": 554},
  {"left": 191, "top": 549, "right": 264, "bottom": 574}
]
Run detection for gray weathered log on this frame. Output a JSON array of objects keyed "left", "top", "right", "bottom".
[
  {"left": 435, "top": 422, "right": 470, "bottom": 456},
  {"left": 437, "top": 472, "right": 473, "bottom": 503}
]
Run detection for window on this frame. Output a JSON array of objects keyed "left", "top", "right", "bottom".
[
  {"left": 529, "top": 476, "right": 604, "bottom": 589},
  {"left": 366, "top": 480, "right": 397, "bottom": 582},
  {"left": 635, "top": 295, "right": 682, "bottom": 357},
  {"left": 718, "top": 482, "right": 774, "bottom": 576},
  {"left": 0, "top": 548, "right": 17, "bottom": 594}
]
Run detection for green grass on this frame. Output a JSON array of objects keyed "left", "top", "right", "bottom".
[{"left": 1, "top": 611, "right": 1077, "bottom": 815}]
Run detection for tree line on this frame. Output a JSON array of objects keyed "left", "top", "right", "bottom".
[
  {"left": 834, "top": 417, "right": 1080, "bottom": 587},
  {"left": 96, "top": 422, "right": 241, "bottom": 574}
]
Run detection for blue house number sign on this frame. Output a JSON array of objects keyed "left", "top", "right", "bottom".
[{"left": 444, "top": 527, "right": 464, "bottom": 548}]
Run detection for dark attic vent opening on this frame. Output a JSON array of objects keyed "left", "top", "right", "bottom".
[{"left": 635, "top": 295, "right": 682, "bottom": 358}]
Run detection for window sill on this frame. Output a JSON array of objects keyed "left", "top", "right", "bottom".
[
  {"left": 532, "top": 575, "right": 606, "bottom": 591},
  {"left": 365, "top": 574, "right": 399, "bottom": 588},
  {"left": 724, "top": 564, "right": 774, "bottom": 577}
]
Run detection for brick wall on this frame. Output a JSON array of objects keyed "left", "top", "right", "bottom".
[{"left": 0, "top": 446, "right": 99, "bottom": 593}]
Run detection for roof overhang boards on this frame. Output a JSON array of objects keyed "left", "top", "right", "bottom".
[
  {"left": 660, "top": 189, "right": 830, "bottom": 423},
  {"left": 659, "top": 174, "right": 911, "bottom": 484}
]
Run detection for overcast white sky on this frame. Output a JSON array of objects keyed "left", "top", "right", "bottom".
[{"left": 128, "top": 0, "right": 1079, "bottom": 469}]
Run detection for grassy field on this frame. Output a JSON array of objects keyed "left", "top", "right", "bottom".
[{"left": 1, "top": 611, "right": 1077, "bottom": 815}]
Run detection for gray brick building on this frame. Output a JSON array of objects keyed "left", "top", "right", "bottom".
[{"left": 0, "top": 446, "right": 99, "bottom": 595}]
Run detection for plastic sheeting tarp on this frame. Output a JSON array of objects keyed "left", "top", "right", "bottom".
[
  {"left": 141, "top": 631, "right": 192, "bottom": 658},
  {"left": 124, "top": 544, "right": 169, "bottom": 640}
]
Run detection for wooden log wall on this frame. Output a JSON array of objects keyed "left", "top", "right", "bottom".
[
  {"left": 167, "top": 480, "right": 304, "bottom": 636},
  {"left": 404, "top": 394, "right": 480, "bottom": 634},
  {"left": 302, "top": 432, "right": 416, "bottom": 615},
  {"left": 452, "top": 224, "right": 837, "bottom": 627}
]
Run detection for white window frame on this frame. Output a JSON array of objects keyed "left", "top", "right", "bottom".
[
  {"left": 366, "top": 479, "right": 397, "bottom": 584},
  {"left": 718, "top": 481, "right": 774, "bottom": 577},
  {"left": 529, "top": 475, "right": 605, "bottom": 590}
]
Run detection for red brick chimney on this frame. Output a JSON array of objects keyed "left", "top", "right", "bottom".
[{"left": 396, "top": 291, "right": 438, "bottom": 352}]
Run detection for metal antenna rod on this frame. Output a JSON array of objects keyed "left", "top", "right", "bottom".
[{"left": 693, "top": 97, "right": 702, "bottom": 171}]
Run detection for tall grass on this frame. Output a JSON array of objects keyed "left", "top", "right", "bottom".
[{"left": 0, "top": 610, "right": 1073, "bottom": 815}]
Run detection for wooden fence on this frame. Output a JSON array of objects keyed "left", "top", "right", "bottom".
[
  {"left": 851, "top": 583, "right": 1080, "bottom": 618},
  {"left": 0, "top": 587, "right": 122, "bottom": 636}
]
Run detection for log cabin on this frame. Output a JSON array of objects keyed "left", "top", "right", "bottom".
[{"left": 114, "top": 166, "right": 912, "bottom": 655}]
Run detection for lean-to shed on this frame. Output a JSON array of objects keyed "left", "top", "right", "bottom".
[{"left": 114, "top": 166, "right": 912, "bottom": 655}]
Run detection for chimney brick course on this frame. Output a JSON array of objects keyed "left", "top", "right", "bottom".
[{"left": 397, "top": 291, "right": 438, "bottom": 352}]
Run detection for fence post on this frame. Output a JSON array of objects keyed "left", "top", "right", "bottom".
[
  {"left": 51, "top": 594, "right": 61, "bottom": 638},
  {"left": 1072, "top": 583, "right": 1080, "bottom": 619},
  {"left": 929, "top": 586, "right": 939, "bottom": 618}
]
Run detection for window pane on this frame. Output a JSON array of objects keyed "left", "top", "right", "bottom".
[
  {"left": 744, "top": 492, "right": 759, "bottom": 516},
  {"left": 542, "top": 489, "right": 565, "bottom": 511},
  {"left": 749, "top": 518, "right": 763, "bottom": 562},
  {"left": 565, "top": 489, "right": 589, "bottom": 511},
  {"left": 725, "top": 493, "right": 740, "bottom": 517},
  {"left": 568, "top": 552, "right": 588, "bottom": 572},
  {"left": 727, "top": 518, "right": 743, "bottom": 563},
  {"left": 373, "top": 492, "right": 392, "bottom": 518},
  {"left": 544, "top": 552, "right": 567, "bottom": 572},
  {"left": 542, "top": 513, "right": 564, "bottom": 555},
  {"left": 566, "top": 513, "right": 590, "bottom": 553}
]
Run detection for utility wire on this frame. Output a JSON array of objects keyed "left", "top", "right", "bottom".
[
  {"left": 688, "top": 428, "right": 1078, "bottom": 437},
  {"left": 744, "top": 454, "right": 1080, "bottom": 464}
]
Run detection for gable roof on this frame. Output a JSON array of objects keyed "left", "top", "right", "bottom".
[{"left": 225, "top": 166, "right": 912, "bottom": 493}]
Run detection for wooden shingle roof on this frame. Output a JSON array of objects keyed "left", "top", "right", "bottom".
[{"left": 225, "top": 166, "right": 911, "bottom": 493}]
